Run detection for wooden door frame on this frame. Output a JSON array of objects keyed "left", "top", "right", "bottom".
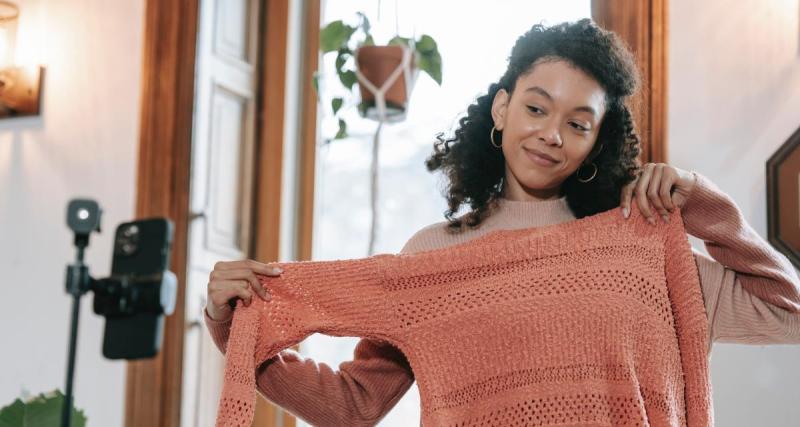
[
  {"left": 592, "top": 0, "right": 669, "bottom": 163},
  {"left": 125, "top": 0, "right": 303, "bottom": 425},
  {"left": 251, "top": 0, "right": 320, "bottom": 424},
  {"left": 125, "top": 0, "right": 198, "bottom": 425},
  {"left": 294, "top": 0, "right": 321, "bottom": 265},
  {"left": 251, "top": 0, "right": 307, "bottom": 424}
]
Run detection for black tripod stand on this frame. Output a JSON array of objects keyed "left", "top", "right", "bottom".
[{"left": 62, "top": 200, "right": 102, "bottom": 427}]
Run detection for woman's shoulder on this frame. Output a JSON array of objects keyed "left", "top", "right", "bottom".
[{"left": 399, "top": 221, "right": 451, "bottom": 254}]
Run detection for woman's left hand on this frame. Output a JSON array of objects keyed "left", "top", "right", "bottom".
[{"left": 620, "top": 163, "right": 697, "bottom": 224}]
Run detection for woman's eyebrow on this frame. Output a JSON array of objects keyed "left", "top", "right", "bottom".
[{"left": 524, "top": 85, "right": 598, "bottom": 117}]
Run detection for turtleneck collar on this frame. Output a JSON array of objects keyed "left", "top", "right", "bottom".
[{"left": 484, "top": 194, "right": 576, "bottom": 230}]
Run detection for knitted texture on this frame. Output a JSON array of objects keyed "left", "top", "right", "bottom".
[{"left": 214, "top": 202, "right": 712, "bottom": 426}]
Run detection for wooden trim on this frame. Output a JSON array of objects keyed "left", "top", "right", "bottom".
[
  {"left": 251, "top": 0, "right": 288, "bottom": 266},
  {"left": 125, "top": 0, "right": 199, "bottom": 425},
  {"left": 249, "top": 0, "right": 298, "bottom": 425},
  {"left": 250, "top": 0, "right": 319, "bottom": 424},
  {"left": 591, "top": 0, "right": 669, "bottom": 163},
  {"left": 297, "top": 0, "right": 321, "bottom": 263}
]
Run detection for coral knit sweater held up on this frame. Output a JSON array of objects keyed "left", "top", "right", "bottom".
[{"left": 205, "top": 171, "right": 800, "bottom": 427}]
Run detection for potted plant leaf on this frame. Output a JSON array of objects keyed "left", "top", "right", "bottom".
[{"left": 316, "top": 12, "right": 443, "bottom": 141}]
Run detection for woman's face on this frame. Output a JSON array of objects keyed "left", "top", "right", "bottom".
[{"left": 491, "top": 58, "right": 607, "bottom": 201}]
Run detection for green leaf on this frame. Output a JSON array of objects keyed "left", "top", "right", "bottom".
[
  {"left": 415, "top": 34, "right": 436, "bottom": 53},
  {"left": 387, "top": 35, "right": 411, "bottom": 47},
  {"left": 312, "top": 72, "right": 319, "bottom": 95},
  {"left": 0, "top": 389, "right": 87, "bottom": 427},
  {"left": 335, "top": 49, "right": 350, "bottom": 73},
  {"left": 320, "top": 20, "right": 356, "bottom": 53},
  {"left": 417, "top": 49, "right": 443, "bottom": 86},
  {"left": 412, "top": 34, "right": 442, "bottom": 85},
  {"left": 353, "top": 12, "right": 373, "bottom": 48},
  {"left": 335, "top": 118, "right": 348, "bottom": 139},
  {"left": 356, "top": 12, "right": 371, "bottom": 33},
  {"left": 357, "top": 100, "right": 371, "bottom": 116},
  {"left": 331, "top": 97, "right": 343, "bottom": 115},
  {"left": 338, "top": 69, "right": 357, "bottom": 90}
]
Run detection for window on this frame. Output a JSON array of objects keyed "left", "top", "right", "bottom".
[{"left": 303, "top": 2, "right": 590, "bottom": 425}]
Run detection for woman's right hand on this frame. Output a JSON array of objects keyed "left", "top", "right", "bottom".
[{"left": 205, "top": 259, "right": 284, "bottom": 322}]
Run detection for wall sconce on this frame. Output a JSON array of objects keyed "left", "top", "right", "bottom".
[{"left": 0, "top": 1, "right": 43, "bottom": 118}]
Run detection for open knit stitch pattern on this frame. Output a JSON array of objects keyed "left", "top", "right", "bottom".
[{"left": 214, "top": 202, "right": 713, "bottom": 427}]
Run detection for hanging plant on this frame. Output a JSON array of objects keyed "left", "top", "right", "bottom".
[
  {"left": 315, "top": 12, "right": 443, "bottom": 142},
  {"left": 315, "top": 11, "right": 444, "bottom": 255}
]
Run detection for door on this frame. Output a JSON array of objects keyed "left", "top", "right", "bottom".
[{"left": 180, "top": 0, "right": 261, "bottom": 425}]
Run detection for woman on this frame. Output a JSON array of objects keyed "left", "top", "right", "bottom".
[{"left": 205, "top": 18, "right": 800, "bottom": 425}]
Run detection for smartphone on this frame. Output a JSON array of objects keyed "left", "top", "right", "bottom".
[{"left": 94, "top": 217, "right": 174, "bottom": 359}]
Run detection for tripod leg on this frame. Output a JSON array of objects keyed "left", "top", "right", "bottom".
[{"left": 61, "top": 295, "right": 81, "bottom": 427}]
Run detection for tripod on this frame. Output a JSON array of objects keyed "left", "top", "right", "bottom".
[
  {"left": 62, "top": 231, "right": 94, "bottom": 427},
  {"left": 60, "top": 199, "right": 177, "bottom": 427}
]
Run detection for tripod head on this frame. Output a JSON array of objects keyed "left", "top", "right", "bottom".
[{"left": 66, "top": 199, "right": 101, "bottom": 252}]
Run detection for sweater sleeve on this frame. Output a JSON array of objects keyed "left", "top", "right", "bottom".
[
  {"left": 682, "top": 170, "right": 800, "bottom": 346},
  {"left": 217, "top": 254, "right": 398, "bottom": 427},
  {"left": 663, "top": 203, "right": 714, "bottom": 427},
  {"left": 204, "top": 249, "right": 417, "bottom": 426}
]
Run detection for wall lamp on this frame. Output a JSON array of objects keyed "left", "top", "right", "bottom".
[{"left": 0, "top": 1, "right": 43, "bottom": 118}]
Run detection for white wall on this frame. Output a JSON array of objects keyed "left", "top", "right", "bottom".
[
  {"left": 0, "top": 1, "right": 144, "bottom": 426},
  {"left": 668, "top": 0, "right": 800, "bottom": 424}
]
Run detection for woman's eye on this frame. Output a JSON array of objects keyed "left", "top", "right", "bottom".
[
  {"left": 570, "top": 122, "right": 589, "bottom": 132},
  {"left": 526, "top": 105, "right": 543, "bottom": 114}
]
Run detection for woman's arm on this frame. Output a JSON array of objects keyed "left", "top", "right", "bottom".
[
  {"left": 203, "top": 236, "right": 425, "bottom": 426},
  {"left": 203, "top": 308, "right": 414, "bottom": 426},
  {"left": 681, "top": 171, "right": 800, "bottom": 346}
]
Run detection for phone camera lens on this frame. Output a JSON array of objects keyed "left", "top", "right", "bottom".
[
  {"left": 123, "top": 225, "right": 139, "bottom": 237},
  {"left": 116, "top": 224, "right": 141, "bottom": 256},
  {"left": 121, "top": 242, "right": 137, "bottom": 255}
]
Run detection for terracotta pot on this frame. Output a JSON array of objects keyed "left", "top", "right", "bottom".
[{"left": 355, "top": 45, "right": 418, "bottom": 121}]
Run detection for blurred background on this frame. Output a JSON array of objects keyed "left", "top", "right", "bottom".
[{"left": 1, "top": 0, "right": 799, "bottom": 426}]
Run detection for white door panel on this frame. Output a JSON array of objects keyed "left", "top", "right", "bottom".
[{"left": 181, "top": 0, "right": 260, "bottom": 425}]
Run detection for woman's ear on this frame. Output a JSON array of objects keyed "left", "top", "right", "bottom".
[{"left": 491, "top": 89, "right": 509, "bottom": 130}]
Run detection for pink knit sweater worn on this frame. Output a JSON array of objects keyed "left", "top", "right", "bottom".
[
  {"left": 206, "top": 171, "right": 800, "bottom": 426},
  {"left": 212, "top": 199, "right": 713, "bottom": 426}
]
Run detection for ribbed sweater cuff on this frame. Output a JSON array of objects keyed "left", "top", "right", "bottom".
[
  {"left": 679, "top": 170, "right": 739, "bottom": 238},
  {"left": 204, "top": 306, "right": 232, "bottom": 354}
]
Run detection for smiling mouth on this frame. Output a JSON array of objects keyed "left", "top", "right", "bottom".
[{"left": 523, "top": 148, "right": 559, "bottom": 166}]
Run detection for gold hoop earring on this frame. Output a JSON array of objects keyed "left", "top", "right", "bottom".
[
  {"left": 490, "top": 125, "right": 502, "bottom": 148},
  {"left": 576, "top": 162, "right": 598, "bottom": 183}
]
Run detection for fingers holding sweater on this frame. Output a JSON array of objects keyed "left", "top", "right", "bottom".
[
  {"left": 241, "top": 258, "right": 285, "bottom": 276},
  {"left": 214, "top": 268, "right": 270, "bottom": 300},
  {"left": 206, "top": 259, "right": 284, "bottom": 321},
  {"left": 619, "top": 163, "right": 697, "bottom": 224}
]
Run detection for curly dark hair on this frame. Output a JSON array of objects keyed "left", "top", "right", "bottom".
[{"left": 425, "top": 18, "right": 643, "bottom": 232}]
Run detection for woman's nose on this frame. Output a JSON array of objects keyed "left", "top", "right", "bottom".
[{"left": 537, "top": 122, "right": 562, "bottom": 146}]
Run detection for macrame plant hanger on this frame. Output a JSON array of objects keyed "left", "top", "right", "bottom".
[
  {"left": 353, "top": 22, "right": 418, "bottom": 255},
  {"left": 353, "top": 43, "right": 416, "bottom": 123}
]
